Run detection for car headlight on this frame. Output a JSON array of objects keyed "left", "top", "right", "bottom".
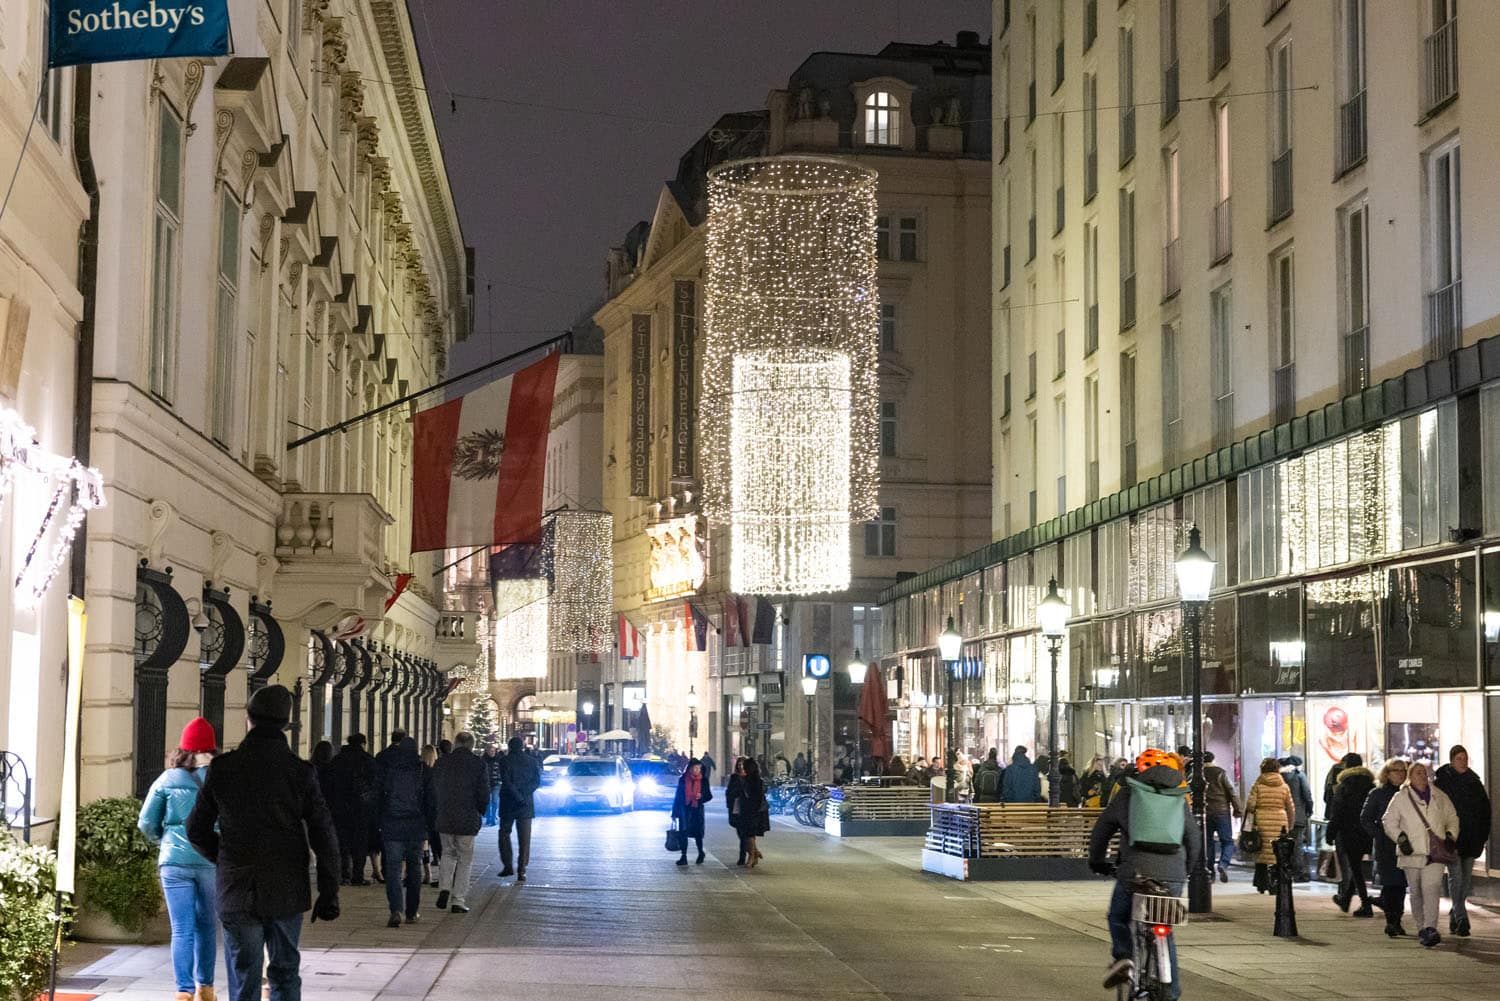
[
  {"left": 637, "top": 777, "right": 658, "bottom": 794},
  {"left": 555, "top": 778, "right": 572, "bottom": 795}
]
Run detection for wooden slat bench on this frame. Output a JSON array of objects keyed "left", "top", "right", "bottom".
[
  {"left": 922, "top": 803, "right": 1106, "bottom": 881},
  {"left": 824, "top": 784, "right": 931, "bottom": 837}
]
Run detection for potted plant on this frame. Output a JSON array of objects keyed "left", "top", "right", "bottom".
[
  {"left": 0, "top": 833, "right": 68, "bottom": 1000},
  {"left": 70, "top": 797, "right": 165, "bottom": 943}
]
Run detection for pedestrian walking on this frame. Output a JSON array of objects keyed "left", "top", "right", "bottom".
[
  {"left": 1433, "top": 744, "right": 1490, "bottom": 938},
  {"left": 1200, "top": 751, "right": 1242, "bottom": 882},
  {"left": 1361, "top": 757, "right": 1410, "bottom": 937},
  {"left": 727, "top": 756, "right": 768, "bottom": 867},
  {"left": 1280, "top": 755, "right": 1315, "bottom": 881},
  {"left": 672, "top": 758, "right": 713, "bottom": 865},
  {"left": 326, "top": 734, "right": 378, "bottom": 885},
  {"left": 1325, "top": 758, "right": 1375, "bottom": 917},
  {"left": 699, "top": 751, "right": 717, "bottom": 786},
  {"left": 497, "top": 734, "right": 541, "bottom": 881},
  {"left": 1001, "top": 746, "right": 1043, "bottom": 803},
  {"left": 139, "top": 718, "right": 219, "bottom": 1001},
  {"left": 420, "top": 743, "right": 441, "bottom": 885},
  {"left": 1382, "top": 760, "right": 1460, "bottom": 948},
  {"left": 376, "top": 734, "right": 433, "bottom": 927},
  {"left": 1243, "top": 757, "right": 1295, "bottom": 894},
  {"left": 186, "top": 685, "right": 340, "bottom": 1001},
  {"left": 431, "top": 731, "right": 488, "bottom": 914},
  {"left": 481, "top": 743, "right": 502, "bottom": 827}
]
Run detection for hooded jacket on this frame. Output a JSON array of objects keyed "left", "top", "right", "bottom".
[
  {"left": 1433, "top": 764, "right": 1491, "bottom": 858},
  {"left": 1088, "top": 763, "right": 1201, "bottom": 884},
  {"left": 1000, "top": 749, "right": 1043, "bottom": 804},
  {"left": 1243, "top": 772, "right": 1295, "bottom": 865},
  {"left": 138, "top": 766, "right": 214, "bottom": 869},
  {"left": 1325, "top": 765, "right": 1376, "bottom": 856},
  {"left": 1382, "top": 783, "right": 1459, "bottom": 870}
]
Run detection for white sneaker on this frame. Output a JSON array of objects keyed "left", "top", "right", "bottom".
[{"left": 1102, "top": 957, "right": 1135, "bottom": 989}]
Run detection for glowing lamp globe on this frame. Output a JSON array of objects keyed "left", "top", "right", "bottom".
[
  {"left": 686, "top": 686, "right": 699, "bottom": 709},
  {"left": 1037, "top": 578, "right": 1069, "bottom": 639},
  {"left": 801, "top": 675, "right": 818, "bottom": 697},
  {"left": 847, "top": 649, "right": 869, "bottom": 685},
  {"left": 938, "top": 616, "right": 962, "bottom": 663},
  {"left": 741, "top": 684, "right": 758, "bottom": 705},
  {"left": 1175, "top": 526, "right": 1217, "bottom": 603}
]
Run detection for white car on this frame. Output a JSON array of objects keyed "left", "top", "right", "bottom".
[{"left": 556, "top": 756, "right": 635, "bottom": 812}]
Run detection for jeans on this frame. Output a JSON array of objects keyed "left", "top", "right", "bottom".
[
  {"left": 438, "top": 833, "right": 476, "bottom": 906},
  {"left": 1406, "top": 862, "right": 1445, "bottom": 932},
  {"left": 1207, "top": 814, "right": 1235, "bottom": 869},
  {"left": 222, "top": 913, "right": 301, "bottom": 1001},
  {"left": 499, "top": 813, "right": 532, "bottom": 873},
  {"left": 382, "top": 838, "right": 424, "bottom": 917},
  {"left": 1107, "top": 880, "right": 1181, "bottom": 1001},
  {"left": 160, "top": 865, "right": 216, "bottom": 992},
  {"left": 1448, "top": 856, "right": 1476, "bottom": 925}
]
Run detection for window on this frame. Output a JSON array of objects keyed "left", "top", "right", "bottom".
[
  {"left": 1210, "top": 284, "right": 1234, "bottom": 447},
  {"left": 1083, "top": 222, "right": 1099, "bottom": 354},
  {"left": 1161, "top": 0, "right": 1180, "bottom": 122},
  {"left": 880, "top": 400, "right": 897, "bottom": 458},
  {"left": 1270, "top": 247, "right": 1295, "bottom": 424},
  {"left": 1053, "top": 255, "right": 1066, "bottom": 377},
  {"left": 149, "top": 100, "right": 184, "bottom": 402},
  {"left": 1028, "top": 414, "right": 1039, "bottom": 525},
  {"left": 1027, "top": 11, "right": 1038, "bottom": 123},
  {"left": 1425, "top": 140, "right": 1461, "bottom": 359},
  {"left": 1119, "top": 187, "right": 1137, "bottom": 329},
  {"left": 1118, "top": 26, "right": 1136, "bottom": 167},
  {"left": 38, "top": 69, "right": 66, "bottom": 145},
  {"left": 876, "top": 215, "right": 891, "bottom": 260},
  {"left": 865, "top": 507, "right": 897, "bottom": 557},
  {"left": 1163, "top": 146, "right": 1181, "bottom": 296},
  {"left": 211, "top": 190, "right": 241, "bottom": 446},
  {"left": 1053, "top": 0, "right": 1066, "bottom": 91},
  {"left": 286, "top": 0, "right": 300, "bottom": 57},
  {"left": 1338, "top": 0, "right": 1367, "bottom": 172},
  {"left": 880, "top": 302, "right": 898, "bottom": 352},
  {"left": 1054, "top": 396, "right": 1067, "bottom": 514},
  {"left": 1338, "top": 198, "right": 1371, "bottom": 393},
  {"left": 1053, "top": 119, "right": 1065, "bottom": 234},
  {"left": 1210, "top": 0, "right": 1230, "bottom": 74},
  {"left": 1269, "top": 37, "right": 1294, "bottom": 223},
  {"left": 864, "top": 91, "right": 900, "bottom": 145},
  {"left": 998, "top": 50, "right": 1011, "bottom": 159},
  {"left": 1027, "top": 147, "right": 1038, "bottom": 260},
  {"left": 1083, "top": 74, "right": 1098, "bottom": 202},
  {"left": 898, "top": 217, "right": 918, "bottom": 261},
  {"left": 1084, "top": 375, "right": 1100, "bottom": 501},
  {"left": 1212, "top": 102, "right": 1231, "bottom": 261},
  {"left": 1161, "top": 323, "right": 1181, "bottom": 465},
  {"left": 1422, "top": 0, "right": 1458, "bottom": 113},
  {"left": 1120, "top": 352, "right": 1137, "bottom": 486}
]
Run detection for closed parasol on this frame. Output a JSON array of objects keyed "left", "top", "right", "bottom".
[{"left": 858, "top": 664, "right": 891, "bottom": 765}]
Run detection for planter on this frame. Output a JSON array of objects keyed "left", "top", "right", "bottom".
[{"left": 70, "top": 887, "right": 169, "bottom": 945}]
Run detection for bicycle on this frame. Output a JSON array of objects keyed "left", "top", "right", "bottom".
[
  {"left": 792, "top": 785, "right": 831, "bottom": 827},
  {"left": 1116, "top": 879, "right": 1187, "bottom": 1001}
]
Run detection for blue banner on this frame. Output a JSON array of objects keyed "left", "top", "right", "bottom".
[{"left": 49, "top": 1, "right": 231, "bottom": 68}]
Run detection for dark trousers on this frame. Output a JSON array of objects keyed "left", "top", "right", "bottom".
[
  {"left": 1336, "top": 840, "right": 1368, "bottom": 904},
  {"left": 499, "top": 813, "right": 532, "bottom": 872},
  {"left": 1377, "top": 863, "right": 1407, "bottom": 924},
  {"left": 340, "top": 847, "right": 365, "bottom": 883},
  {"left": 382, "top": 838, "right": 423, "bottom": 917},
  {"left": 222, "top": 913, "right": 301, "bottom": 1001},
  {"left": 678, "top": 835, "right": 703, "bottom": 859}
]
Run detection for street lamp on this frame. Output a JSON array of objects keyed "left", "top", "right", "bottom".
[
  {"left": 848, "top": 649, "right": 868, "bottom": 778},
  {"left": 741, "top": 683, "right": 757, "bottom": 761},
  {"left": 801, "top": 674, "right": 818, "bottom": 778},
  {"left": 1036, "top": 578, "right": 1069, "bottom": 808},
  {"left": 686, "top": 686, "right": 698, "bottom": 758},
  {"left": 847, "top": 649, "right": 869, "bottom": 686},
  {"left": 939, "top": 616, "right": 962, "bottom": 803},
  {"left": 1176, "top": 524, "right": 1217, "bottom": 914}
]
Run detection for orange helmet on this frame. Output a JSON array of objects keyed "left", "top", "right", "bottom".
[{"left": 1136, "top": 748, "right": 1176, "bottom": 772}]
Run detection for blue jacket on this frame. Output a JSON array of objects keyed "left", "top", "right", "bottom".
[
  {"left": 138, "top": 766, "right": 214, "bottom": 869},
  {"left": 1000, "top": 750, "right": 1043, "bottom": 803}
]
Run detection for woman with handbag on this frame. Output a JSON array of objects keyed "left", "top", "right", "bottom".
[
  {"left": 1381, "top": 760, "right": 1460, "bottom": 948},
  {"left": 1243, "top": 757, "right": 1295, "bottom": 894},
  {"left": 728, "top": 757, "right": 769, "bottom": 867},
  {"left": 671, "top": 758, "right": 713, "bottom": 865}
]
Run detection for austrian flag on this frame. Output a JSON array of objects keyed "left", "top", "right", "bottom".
[{"left": 411, "top": 353, "right": 559, "bottom": 552}]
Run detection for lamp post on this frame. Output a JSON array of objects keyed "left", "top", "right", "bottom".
[
  {"left": 801, "top": 674, "right": 818, "bottom": 778},
  {"left": 1176, "top": 525, "right": 1217, "bottom": 915},
  {"left": 1036, "top": 578, "right": 1069, "bottom": 808},
  {"left": 848, "top": 649, "right": 868, "bottom": 779},
  {"left": 686, "top": 686, "right": 698, "bottom": 758},
  {"left": 742, "top": 682, "right": 758, "bottom": 762},
  {"left": 939, "top": 616, "right": 962, "bottom": 803}
]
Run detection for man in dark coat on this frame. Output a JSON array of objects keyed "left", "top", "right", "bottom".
[
  {"left": 375, "top": 734, "right": 433, "bottom": 927},
  {"left": 1281, "top": 755, "right": 1315, "bottom": 881},
  {"left": 497, "top": 734, "right": 542, "bottom": 881},
  {"left": 325, "top": 733, "right": 378, "bottom": 884},
  {"left": 187, "top": 685, "right": 339, "bottom": 1001},
  {"left": 1434, "top": 745, "right": 1491, "bottom": 937},
  {"left": 1325, "top": 763, "right": 1375, "bottom": 916},
  {"left": 431, "top": 731, "right": 489, "bottom": 913}
]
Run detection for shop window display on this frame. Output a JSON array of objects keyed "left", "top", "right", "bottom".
[
  {"left": 1238, "top": 586, "right": 1302, "bottom": 694},
  {"left": 1306, "top": 696, "right": 1384, "bottom": 804},
  {"left": 1200, "top": 594, "right": 1237, "bottom": 695},
  {"left": 1304, "top": 571, "right": 1379, "bottom": 692},
  {"left": 1382, "top": 557, "right": 1476, "bottom": 690},
  {"left": 1136, "top": 607, "right": 1183, "bottom": 698},
  {"left": 1480, "top": 551, "right": 1500, "bottom": 686}
]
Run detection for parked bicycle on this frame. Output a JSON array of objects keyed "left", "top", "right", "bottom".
[{"left": 792, "top": 784, "right": 831, "bottom": 828}]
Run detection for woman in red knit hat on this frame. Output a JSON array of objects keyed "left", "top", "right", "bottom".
[{"left": 138, "top": 718, "right": 220, "bottom": 1001}]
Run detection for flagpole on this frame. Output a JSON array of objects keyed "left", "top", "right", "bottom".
[{"left": 286, "top": 330, "right": 570, "bottom": 451}]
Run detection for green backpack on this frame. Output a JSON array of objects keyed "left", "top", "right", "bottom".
[{"left": 1124, "top": 777, "right": 1188, "bottom": 854}]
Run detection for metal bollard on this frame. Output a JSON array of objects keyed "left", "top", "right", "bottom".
[{"left": 1272, "top": 828, "right": 1298, "bottom": 938}]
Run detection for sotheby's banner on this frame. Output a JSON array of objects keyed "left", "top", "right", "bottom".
[{"left": 49, "top": 1, "right": 231, "bottom": 68}]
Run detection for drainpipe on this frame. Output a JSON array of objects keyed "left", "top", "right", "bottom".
[{"left": 68, "top": 64, "right": 97, "bottom": 600}]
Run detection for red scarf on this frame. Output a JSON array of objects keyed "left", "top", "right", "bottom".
[{"left": 684, "top": 770, "right": 702, "bottom": 807}]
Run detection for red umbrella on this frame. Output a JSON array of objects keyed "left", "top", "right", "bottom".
[{"left": 858, "top": 665, "right": 892, "bottom": 767}]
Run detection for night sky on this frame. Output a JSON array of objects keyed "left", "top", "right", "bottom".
[{"left": 409, "top": 0, "right": 989, "bottom": 376}]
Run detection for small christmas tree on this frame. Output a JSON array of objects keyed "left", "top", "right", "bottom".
[{"left": 468, "top": 696, "right": 500, "bottom": 746}]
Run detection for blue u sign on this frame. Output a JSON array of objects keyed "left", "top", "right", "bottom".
[
  {"left": 803, "top": 654, "right": 831, "bottom": 679},
  {"left": 49, "top": 1, "right": 232, "bottom": 68}
]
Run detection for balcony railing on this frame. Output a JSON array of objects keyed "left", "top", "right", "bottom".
[
  {"left": 1120, "top": 272, "right": 1137, "bottom": 330},
  {"left": 1002, "top": 244, "right": 1012, "bottom": 288},
  {"left": 1162, "top": 60, "right": 1179, "bottom": 123},
  {"left": 1211, "top": 5, "right": 1230, "bottom": 75},
  {"left": 1054, "top": 186, "right": 1065, "bottom": 234},
  {"left": 1028, "top": 215, "right": 1037, "bottom": 261},
  {"left": 1211, "top": 196, "right": 1231, "bottom": 263},
  {"left": 1269, "top": 149, "right": 1293, "bottom": 223},
  {"left": 1425, "top": 278, "right": 1462, "bottom": 361},
  {"left": 1338, "top": 90, "right": 1367, "bottom": 174},
  {"left": 1272, "top": 363, "right": 1296, "bottom": 426},
  {"left": 1119, "top": 104, "right": 1136, "bottom": 167},
  {"left": 1085, "top": 304, "right": 1099, "bottom": 356},
  {"left": 1084, "top": 148, "right": 1098, "bottom": 202},
  {"left": 1162, "top": 238, "right": 1182, "bottom": 299},
  {"left": 1341, "top": 325, "right": 1370, "bottom": 397},
  {"left": 1422, "top": 17, "right": 1458, "bottom": 115}
]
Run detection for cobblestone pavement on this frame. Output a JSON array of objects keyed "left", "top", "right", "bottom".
[{"left": 58, "top": 804, "right": 1495, "bottom": 1001}]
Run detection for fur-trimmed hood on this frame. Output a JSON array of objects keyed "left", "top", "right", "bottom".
[{"left": 1335, "top": 765, "right": 1374, "bottom": 786}]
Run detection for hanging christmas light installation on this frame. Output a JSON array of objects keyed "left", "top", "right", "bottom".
[
  {"left": 492, "top": 577, "right": 548, "bottom": 679},
  {"left": 544, "top": 510, "right": 614, "bottom": 652},
  {"left": 701, "top": 156, "right": 879, "bottom": 595}
]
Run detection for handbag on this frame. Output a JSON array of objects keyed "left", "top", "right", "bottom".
[
  {"left": 1238, "top": 809, "right": 1263, "bottom": 855},
  {"left": 665, "top": 819, "right": 685, "bottom": 853},
  {"left": 1406, "top": 789, "right": 1457, "bottom": 864}
]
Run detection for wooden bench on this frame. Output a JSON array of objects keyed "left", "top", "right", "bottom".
[
  {"left": 922, "top": 803, "right": 1105, "bottom": 881},
  {"left": 824, "top": 784, "right": 930, "bottom": 837}
]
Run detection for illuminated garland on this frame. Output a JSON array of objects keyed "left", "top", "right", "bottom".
[
  {"left": 545, "top": 510, "right": 614, "bottom": 652},
  {"left": 702, "top": 157, "right": 879, "bottom": 594},
  {"left": 492, "top": 578, "right": 548, "bottom": 679}
]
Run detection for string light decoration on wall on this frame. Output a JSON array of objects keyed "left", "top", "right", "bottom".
[
  {"left": 492, "top": 578, "right": 548, "bottom": 679},
  {"left": 545, "top": 510, "right": 614, "bottom": 652},
  {"left": 701, "top": 156, "right": 880, "bottom": 594}
]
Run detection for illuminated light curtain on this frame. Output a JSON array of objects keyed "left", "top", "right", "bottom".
[
  {"left": 493, "top": 578, "right": 548, "bottom": 679},
  {"left": 545, "top": 511, "right": 614, "bottom": 652},
  {"left": 702, "top": 156, "right": 879, "bottom": 595}
]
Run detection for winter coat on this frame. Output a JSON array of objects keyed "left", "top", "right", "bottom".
[
  {"left": 432, "top": 749, "right": 490, "bottom": 836},
  {"left": 671, "top": 773, "right": 714, "bottom": 840},
  {"left": 726, "top": 774, "right": 769, "bottom": 836},
  {"left": 1324, "top": 766, "right": 1375, "bottom": 857},
  {"left": 1001, "top": 750, "right": 1043, "bottom": 804},
  {"left": 375, "top": 738, "right": 434, "bottom": 841},
  {"left": 1434, "top": 764, "right": 1491, "bottom": 859},
  {"left": 483, "top": 751, "right": 503, "bottom": 791},
  {"left": 1243, "top": 773, "right": 1295, "bottom": 865},
  {"left": 1283, "top": 768, "right": 1313, "bottom": 829},
  {"left": 185, "top": 726, "right": 339, "bottom": 920},
  {"left": 1088, "top": 764, "right": 1201, "bottom": 884},
  {"left": 974, "top": 761, "right": 1003, "bottom": 802},
  {"left": 1382, "top": 784, "right": 1459, "bottom": 871},
  {"left": 1201, "top": 764, "right": 1242, "bottom": 817},
  {"left": 325, "top": 744, "right": 378, "bottom": 848},
  {"left": 1057, "top": 763, "right": 1080, "bottom": 807},
  {"left": 497, "top": 750, "right": 542, "bottom": 819},
  {"left": 138, "top": 766, "right": 214, "bottom": 869},
  {"left": 1360, "top": 783, "right": 1403, "bottom": 884}
]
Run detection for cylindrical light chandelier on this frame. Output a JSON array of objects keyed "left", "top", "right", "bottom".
[{"left": 702, "top": 157, "right": 879, "bottom": 595}]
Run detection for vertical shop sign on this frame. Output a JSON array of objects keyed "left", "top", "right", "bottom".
[
  {"left": 629, "top": 314, "right": 652, "bottom": 497},
  {"left": 672, "top": 280, "right": 696, "bottom": 479}
]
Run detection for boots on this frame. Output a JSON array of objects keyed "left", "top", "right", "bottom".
[{"left": 195, "top": 986, "right": 217, "bottom": 1001}]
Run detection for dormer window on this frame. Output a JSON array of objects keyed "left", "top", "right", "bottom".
[{"left": 864, "top": 91, "right": 900, "bottom": 145}]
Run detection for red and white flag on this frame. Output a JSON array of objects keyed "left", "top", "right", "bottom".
[
  {"left": 618, "top": 614, "right": 642, "bottom": 660},
  {"left": 411, "top": 353, "right": 559, "bottom": 552}
]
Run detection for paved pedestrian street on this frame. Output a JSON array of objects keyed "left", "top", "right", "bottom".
[{"left": 61, "top": 806, "right": 1497, "bottom": 1001}]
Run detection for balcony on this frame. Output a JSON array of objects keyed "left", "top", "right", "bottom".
[
  {"left": 1161, "top": 60, "right": 1179, "bottom": 123},
  {"left": 1054, "top": 186, "right": 1065, "bottom": 235},
  {"left": 1084, "top": 148, "right": 1098, "bottom": 203},
  {"left": 1341, "top": 325, "right": 1370, "bottom": 397},
  {"left": 1028, "top": 215, "right": 1037, "bottom": 262},
  {"left": 273, "top": 491, "right": 396, "bottom": 623},
  {"left": 1120, "top": 272, "right": 1137, "bottom": 330},
  {"left": 1162, "top": 238, "right": 1182, "bottom": 299},
  {"left": 1119, "top": 105, "right": 1136, "bottom": 167},
  {"left": 1272, "top": 363, "right": 1296, "bottom": 426},
  {"left": 1422, "top": 17, "right": 1458, "bottom": 115},
  {"left": 1338, "top": 90, "right": 1367, "bottom": 174},
  {"left": 1085, "top": 304, "right": 1099, "bottom": 356},
  {"left": 1211, "top": 5, "right": 1230, "bottom": 75},
  {"left": 1425, "top": 279, "right": 1462, "bottom": 361},
  {"left": 1211, "top": 196, "right": 1231, "bottom": 264},
  {"left": 1269, "top": 149, "right": 1293, "bottom": 224}
]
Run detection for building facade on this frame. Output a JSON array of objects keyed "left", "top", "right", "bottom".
[
  {"left": 881, "top": 2, "right": 1500, "bottom": 862},
  {"left": 598, "top": 35, "right": 992, "bottom": 777}
]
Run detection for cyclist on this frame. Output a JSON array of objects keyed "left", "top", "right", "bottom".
[{"left": 1088, "top": 747, "right": 1199, "bottom": 998}]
